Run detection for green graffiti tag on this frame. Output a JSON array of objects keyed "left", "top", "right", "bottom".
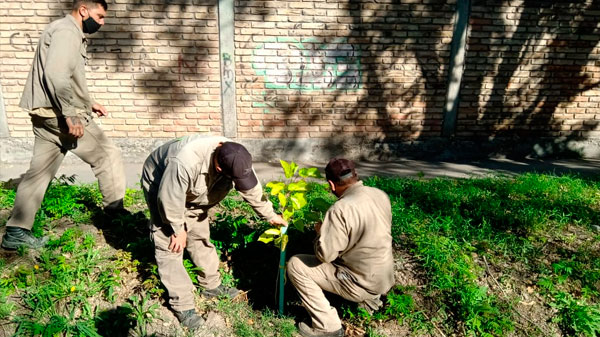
[{"left": 252, "top": 37, "right": 361, "bottom": 91}]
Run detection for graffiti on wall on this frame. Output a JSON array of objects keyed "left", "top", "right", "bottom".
[
  {"left": 222, "top": 52, "right": 234, "bottom": 94},
  {"left": 87, "top": 47, "right": 155, "bottom": 72},
  {"left": 178, "top": 54, "right": 199, "bottom": 78},
  {"left": 252, "top": 37, "right": 361, "bottom": 91},
  {"left": 9, "top": 32, "right": 37, "bottom": 51},
  {"left": 177, "top": 53, "right": 214, "bottom": 81}
]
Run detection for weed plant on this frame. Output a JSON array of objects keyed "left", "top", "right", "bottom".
[{"left": 122, "top": 294, "right": 161, "bottom": 337}]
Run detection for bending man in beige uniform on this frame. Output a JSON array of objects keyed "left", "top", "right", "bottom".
[
  {"left": 2, "top": 0, "right": 125, "bottom": 250},
  {"left": 287, "top": 158, "right": 394, "bottom": 337},
  {"left": 141, "top": 135, "right": 287, "bottom": 329}
]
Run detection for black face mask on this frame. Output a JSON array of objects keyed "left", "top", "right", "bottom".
[{"left": 82, "top": 16, "right": 101, "bottom": 34}]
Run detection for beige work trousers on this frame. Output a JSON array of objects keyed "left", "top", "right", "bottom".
[
  {"left": 287, "top": 254, "right": 381, "bottom": 332},
  {"left": 7, "top": 115, "right": 125, "bottom": 230},
  {"left": 144, "top": 189, "right": 221, "bottom": 312}
]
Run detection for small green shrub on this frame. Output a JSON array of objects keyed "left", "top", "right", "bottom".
[
  {"left": 212, "top": 212, "right": 258, "bottom": 255},
  {"left": 122, "top": 294, "right": 161, "bottom": 337},
  {"left": 551, "top": 292, "right": 600, "bottom": 337}
]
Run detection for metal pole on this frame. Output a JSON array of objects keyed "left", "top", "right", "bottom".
[{"left": 278, "top": 226, "right": 288, "bottom": 315}]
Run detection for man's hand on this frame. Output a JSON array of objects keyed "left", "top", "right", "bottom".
[
  {"left": 169, "top": 230, "right": 187, "bottom": 253},
  {"left": 269, "top": 214, "right": 288, "bottom": 228},
  {"left": 65, "top": 116, "right": 84, "bottom": 138},
  {"left": 92, "top": 103, "right": 108, "bottom": 117}
]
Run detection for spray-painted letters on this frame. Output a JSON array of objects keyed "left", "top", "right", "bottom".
[
  {"left": 222, "top": 52, "right": 234, "bottom": 94},
  {"left": 9, "top": 32, "right": 37, "bottom": 51},
  {"left": 252, "top": 38, "right": 361, "bottom": 91}
]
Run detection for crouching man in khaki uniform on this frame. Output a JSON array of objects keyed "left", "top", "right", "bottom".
[
  {"left": 287, "top": 158, "right": 394, "bottom": 337},
  {"left": 141, "top": 135, "right": 287, "bottom": 329}
]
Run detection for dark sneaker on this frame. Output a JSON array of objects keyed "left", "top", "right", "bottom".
[
  {"left": 1, "top": 227, "right": 48, "bottom": 250},
  {"left": 173, "top": 309, "right": 205, "bottom": 330},
  {"left": 202, "top": 284, "right": 241, "bottom": 299},
  {"left": 298, "top": 322, "right": 344, "bottom": 337}
]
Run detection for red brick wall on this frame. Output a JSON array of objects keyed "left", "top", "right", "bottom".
[
  {"left": 1, "top": 0, "right": 221, "bottom": 138},
  {"left": 1, "top": 0, "right": 599, "bottom": 142},
  {"left": 234, "top": 0, "right": 455, "bottom": 139},
  {"left": 459, "top": 0, "right": 600, "bottom": 139}
]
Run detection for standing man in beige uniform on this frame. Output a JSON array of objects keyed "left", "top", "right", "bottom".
[
  {"left": 287, "top": 158, "right": 395, "bottom": 337},
  {"left": 141, "top": 135, "right": 287, "bottom": 329},
  {"left": 1, "top": 0, "right": 126, "bottom": 250}
]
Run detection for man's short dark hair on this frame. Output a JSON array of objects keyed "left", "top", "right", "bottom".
[
  {"left": 73, "top": 0, "right": 108, "bottom": 11},
  {"left": 325, "top": 158, "right": 358, "bottom": 186}
]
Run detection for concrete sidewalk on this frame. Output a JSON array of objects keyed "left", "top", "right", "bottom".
[{"left": 1, "top": 155, "right": 599, "bottom": 188}]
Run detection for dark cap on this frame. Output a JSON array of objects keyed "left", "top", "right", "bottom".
[
  {"left": 325, "top": 158, "right": 357, "bottom": 182},
  {"left": 216, "top": 142, "right": 258, "bottom": 191}
]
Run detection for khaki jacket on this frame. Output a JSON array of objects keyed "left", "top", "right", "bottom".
[
  {"left": 315, "top": 181, "right": 395, "bottom": 295},
  {"left": 141, "top": 135, "right": 278, "bottom": 234},
  {"left": 19, "top": 15, "right": 93, "bottom": 117}
]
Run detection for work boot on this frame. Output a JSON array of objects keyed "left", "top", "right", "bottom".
[
  {"left": 173, "top": 309, "right": 205, "bottom": 330},
  {"left": 202, "top": 284, "right": 241, "bottom": 299},
  {"left": 1, "top": 226, "right": 48, "bottom": 250},
  {"left": 298, "top": 322, "right": 344, "bottom": 337}
]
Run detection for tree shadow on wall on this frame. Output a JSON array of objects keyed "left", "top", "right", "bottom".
[
  {"left": 75, "top": 0, "right": 600, "bottom": 161},
  {"left": 7, "top": 0, "right": 221, "bottom": 124},
  {"left": 241, "top": 0, "right": 458, "bottom": 160},
  {"left": 456, "top": 0, "right": 600, "bottom": 159},
  {"left": 348, "top": 0, "right": 600, "bottom": 160},
  {"left": 242, "top": 0, "right": 600, "bottom": 162},
  {"left": 87, "top": 0, "right": 219, "bottom": 123},
  {"left": 457, "top": 0, "right": 600, "bottom": 159}
]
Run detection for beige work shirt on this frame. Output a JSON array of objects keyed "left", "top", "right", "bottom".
[
  {"left": 142, "top": 135, "right": 278, "bottom": 234},
  {"left": 19, "top": 15, "right": 93, "bottom": 118},
  {"left": 315, "top": 181, "right": 395, "bottom": 295}
]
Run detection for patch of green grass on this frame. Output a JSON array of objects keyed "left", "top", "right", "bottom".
[
  {"left": 9, "top": 228, "right": 121, "bottom": 336},
  {"left": 0, "top": 184, "right": 15, "bottom": 209},
  {"left": 365, "top": 173, "right": 600, "bottom": 336},
  {"left": 220, "top": 189, "right": 259, "bottom": 218},
  {"left": 538, "top": 252, "right": 600, "bottom": 336},
  {"left": 220, "top": 267, "right": 238, "bottom": 289},
  {"left": 0, "top": 287, "right": 15, "bottom": 320},
  {"left": 123, "top": 188, "right": 145, "bottom": 208},
  {"left": 365, "top": 327, "right": 388, "bottom": 337},
  {"left": 1, "top": 172, "right": 599, "bottom": 337},
  {"left": 384, "top": 286, "right": 428, "bottom": 328},
  {"left": 551, "top": 292, "right": 600, "bottom": 337},
  {"left": 216, "top": 300, "right": 296, "bottom": 337},
  {"left": 27, "top": 176, "right": 103, "bottom": 235}
]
